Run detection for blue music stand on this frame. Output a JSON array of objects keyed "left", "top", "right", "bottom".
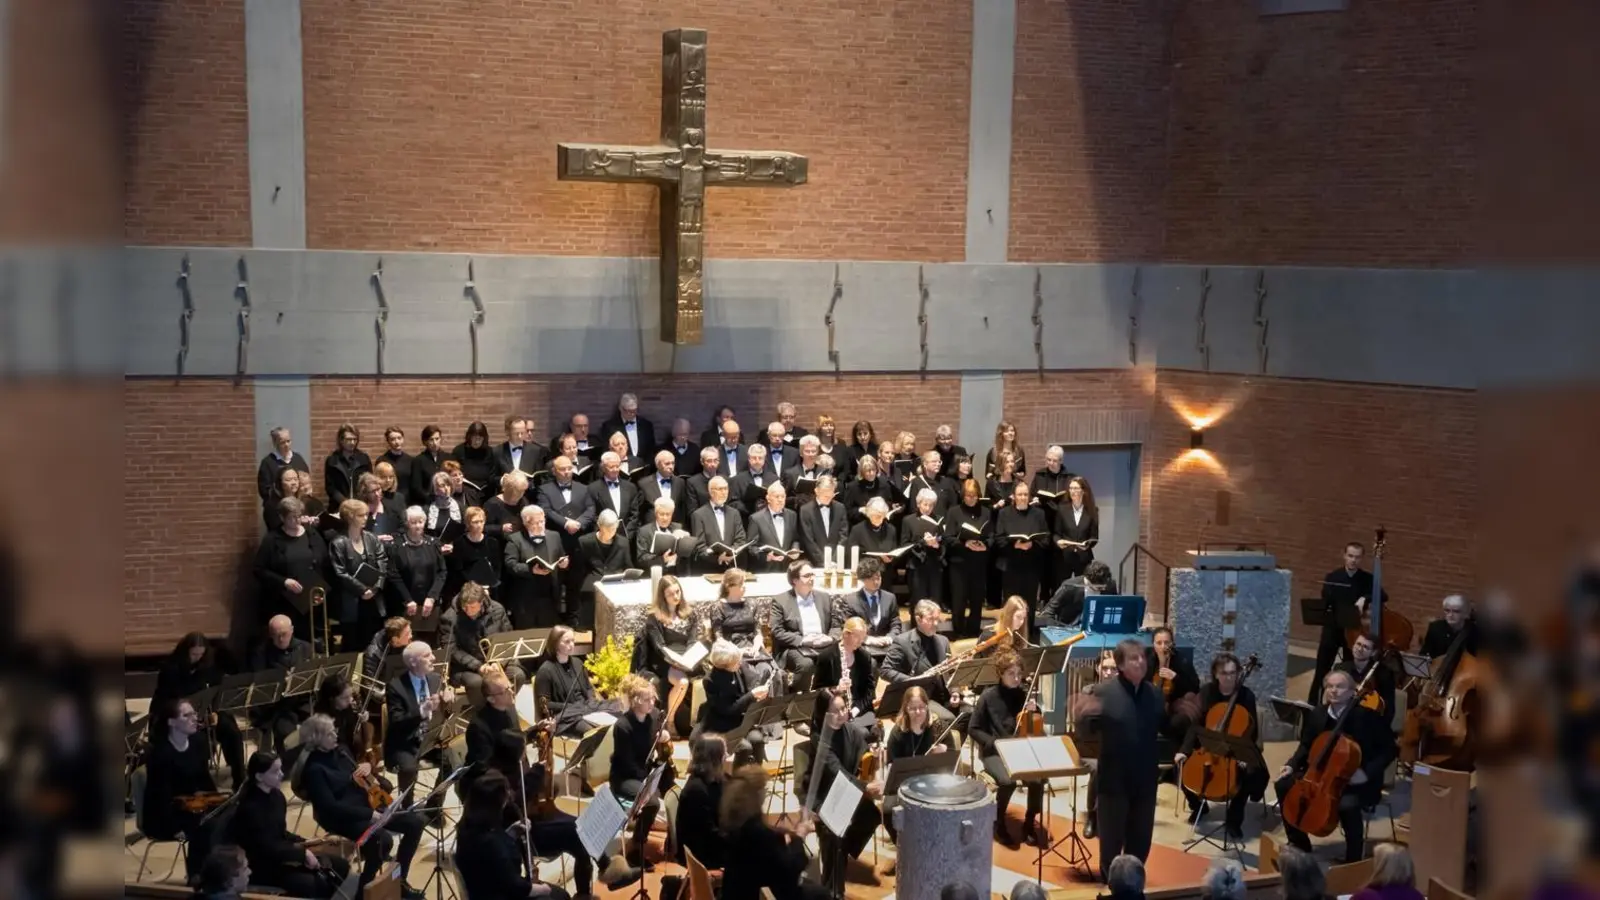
[{"left": 1039, "top": 596, "right": 1152, "bottom": 732}]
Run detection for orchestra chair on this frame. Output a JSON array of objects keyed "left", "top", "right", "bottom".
[
  {"left": 364, "top": 861, "right": 402, "bottom": 900},
  {"left": 684, "top": 846, "right": 717, "bottom": 900},
  {"left": 1426, "top": 877, "right": 1472, "bottom": 900},
  {"left": 1257, "top": 833, "right": 1281, "bottom": 873},
  {"left": 127, "top": 766, "right": 188, "bottom": 883},
  {"left": 1324, "top": 856, "right": 1377, "bottom": 897}
]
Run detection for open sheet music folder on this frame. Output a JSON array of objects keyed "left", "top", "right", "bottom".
[{"left": 994, "top": 735, "right": 1084, "bottom": 779}]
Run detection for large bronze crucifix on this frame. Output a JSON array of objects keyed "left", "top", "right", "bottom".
[{"left": 557, "top": 28, "right": 808, "bottom": 345}]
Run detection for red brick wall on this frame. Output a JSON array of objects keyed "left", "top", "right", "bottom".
[
  {"left": 125, "top": 380, "right": 259, "bottom": 654},
  {"left": 1161, "top": 0, "right": 1478, "bottom": 266},
  {"left": 298, "top": 0, "right": 972, "bottom": 259},
  {"left": 122, "top": 0, "right": 251, "bottom": 246},
  {"left": 1009, "top": 0, "right": 1171, "bottom": 263}
]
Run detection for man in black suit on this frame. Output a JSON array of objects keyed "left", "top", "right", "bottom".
[
  {"left": 1086, "top": 637, "right": 1164, "bottom": 879},
  {"left": 770, "top": 559, "right": 839, "bottom": 685},
  {"left": 504, "top": 505, "right": 568, "bottom": 629},
  {"left": 685, "top": 446, "right": 724, "bottom": 514},
  {"left": 714, "top": 419, "right": 744, "bottom": 479},
  {"left": 783, "top": 435, "right": 826, "bottom": 510},
  {"left": 747, "top": 482, "right": 800, "bottom": 574},
  {"left": 777, "top": 401, "right": 809, "bottom": 445},
  {"left": 665, "top": 418, "right": 699, "bottom": 479},
  {"left": 690, "top": 476, "right": 746, "bottom": 574},
  {"left": 729, "top": 444, "right": 778, "bottom": 519},
  {"left": 834, "top": 557, "right": 901, "bottom": 660},
  {"left": 598, "top": 392, "right": 657, "bottom": 462},
  {"left": 1276, "top": 668, "right": 1397, "bottom": 863},
  {"left": 635, "top": 449, "right": 687, "bottom": 529},
  {"left": 536, "top": 456, "right": 594, "bottom": 624},
  {"left": 762, "top": 421, "right": 800, "bottom": 479},
  {"left": 588, "top": 452, "right": 640, "bottom": 537},
  {"left": 248, "top": 614, "right": 313, "bottom": 755},
  {"left": 384, "top": 641, "right": 463, "bottom": 794},
  {"left": 492, "top": 415, "right": 549, "bottom": 493},
  {"left": 881, "top": 599, "right": 954, "bottom": 718},
  {"left": 798, "top": 475, "right": 849, "bottom": 566},
  {"left": 932, "top": 425, "right": 966, "bottom": 480},
  {"left": 1041, "top": 560, "right": 1117, "bottom": 628},
  {"left": 1310, "top": 542, "right": 1385, "bottom": 704}
]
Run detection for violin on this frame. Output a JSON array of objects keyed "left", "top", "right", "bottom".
[
  {"left": 354, "top": 762, "right": 394, "bottom": 810},
  {"left": 1179, "top": 654, "right": 1261, "bottom": 802},
  {"left": 176, "top": 791, "right": 231, "bottom": 814},
  {"left": 857, "top": 742, "right": 882, "bottom": 781},
  {"left": 1281, "top": 652, "right": 1388, "bottom": 837}
]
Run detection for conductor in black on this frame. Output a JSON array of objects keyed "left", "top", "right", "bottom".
[{"left": 1087, "top": 637, "right": 1165, "bottom": 880}]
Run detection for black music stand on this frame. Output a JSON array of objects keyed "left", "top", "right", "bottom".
[
  {"left": 882, "top": 750, "right": 959, "bottom": 797},
  {"left": 875, "top": 675, "right": 942, "bottom": 719},
  {"left": 1269, "top": 697, "right": 1313, "bottom": 737},
  {"left": 1299, "top": 598, "right": 1359, "bottom": 630},
  {"left": 415, "top": 765, "right": 469, "bottom": 900},
  {"left": 217, "top": 670, "right": 285, "bottom": 716},
  {"left": 284, "top": 652, "right": 362, "bottom": 697},
  {"left": 557, "top": 722, "right": 612, "bottom": 795},
  {"left": 482, "top": 628, "right": 550, "bottom": 667},
  {"left": 947, "top": 656, "right": 1000, "bottom": 695},
  {"left": 1180, "top": 729, "right": 1266, "bottom": 854}
]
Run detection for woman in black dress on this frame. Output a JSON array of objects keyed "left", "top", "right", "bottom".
[
  {"left": 675, "top": 735, "right": 729, "bottom": 869},
  {"left": 254, "top": 496, "right": 330, "bottom": 643},
  {"left": 388, "top": 506, "right": 447, "bottom": 642},
  {"left": 841, "top": 456, "right": 893, "bottom": 526},
  {"left": 641, "top": 575, "right": 704, "bottom": 735},
  {"left": 151, "top": 633, "right": 245, "bottom": 786},
  {"left": 694, "top": 641, "right": 770, "bottom": 765},
  {"left": 993, "top": 481, "right": 1049, "bottom": 626},
  {"left": 708, "top": 569, "right": 775, "bottom": 687},
  {"left": 444, "top": 506, "right": 501, "bottom": 602},
  {"left": 451, "top": 421, "right": 497, "bottom": 508},
  {"left": 231, "top": 750, "right": 350, "bottom": 898},
  {"left": 943, "top": 479, "right": 992, "bottom": 638},
  {"left": 899, "top": 488, "right": 946, "bottom": 608}
]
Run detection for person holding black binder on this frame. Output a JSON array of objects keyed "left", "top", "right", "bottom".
[
  {"left": 1171, "top": 652, "right": 1266, "bottom": 842},
  {"left": 328, "top": 498, "right": 394, "bottom": 652}
]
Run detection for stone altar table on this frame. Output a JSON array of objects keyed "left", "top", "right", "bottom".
[{"left": 1169, "top": 560, "right": 1293, "bottom": 739}]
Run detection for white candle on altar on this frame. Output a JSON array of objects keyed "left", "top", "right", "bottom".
[
  {"left": 823, "top": 546, "right": 834, "bottom": 570},
  {"left": 849, "top": 545, "right": 860, "bottom": 572},
  {"left": 836, "top": 545, "right": 846, "bottom": 573}
]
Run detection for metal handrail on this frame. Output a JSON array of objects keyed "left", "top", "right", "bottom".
[{"left": 1118, "top": 543, "right": 1174, "bottom": 623}]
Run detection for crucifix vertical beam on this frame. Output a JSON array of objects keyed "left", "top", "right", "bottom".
[{"left": 557, "top": 28, "right": 809, "bottom": 345}]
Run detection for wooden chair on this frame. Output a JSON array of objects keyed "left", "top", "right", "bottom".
[
  {"left": 1257, "top": 833, "right": 1280, "bottom": 873},
  {"left": 684, "top": 846, "right": 717, "bottom": 900},
  {"left": 1426, "top": 877, "right": 1473, "bottom": 900},
  {"left": 1324, "top": 856, "right": 1377, "bottom": 896}
]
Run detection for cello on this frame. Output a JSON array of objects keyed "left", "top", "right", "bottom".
[
  {"left": 1281, "top": 652, "right": 1387, "bottom": 837},
  {"left": 1399, "top": 618, "right": 1480, "bottom": 770},
  {"left": 1347, "top": 527, "right": 1415, "bottom": 655},
  {"left": 1179, "top": 654, "right": 1261, "bottom": 802}
]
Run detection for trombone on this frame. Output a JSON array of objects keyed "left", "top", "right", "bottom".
[{"left": 309, "top": 586, "right": 331, "bottom": 656}]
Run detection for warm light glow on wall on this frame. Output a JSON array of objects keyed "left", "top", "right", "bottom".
[
  {"left": 1166, "top": 398, "right": 1237, "bottom": 432},
  {"left": 1161, "top": 447, "right": 1229, "bottom": 483}
]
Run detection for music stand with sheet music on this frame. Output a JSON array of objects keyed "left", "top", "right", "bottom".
[
  {"left": 1269, "top": 697, "right": 1313, "bottom": 734},
  {"left": 1018, "top": 642, "right": 1075, "bottom": 691},
  {"left": 558, "top": 722, "right": 613, "bottom": 787},
  {"left": 285, "top": 652, "right": 364, "bottom": 697},
  {"left": 875, "top": 674, "right": 944, "bottom": 720},
  {"left": 216, "top": 670, "right": 285, "bottom": 716},
  {"left": 1399, "top": 652, "right": 1432, "bottom": 680},
  {"left": 882, "top": 750, "right": 959, "bottom": 797},
  {"left": 947, "top": 656, "right": 1001, "bottom": 696},
  {"left": 482, "top": 628, "right": 550, "bottom": 667},
  {"left": 995, "top": 735, "right": 1092, "bottom": 880},
  {"left": 1299, "top": 597, "right": 1360, "bottom": 631},
  {"left": 1179, "top": 728, "right": 1268, "bottom": 854}
]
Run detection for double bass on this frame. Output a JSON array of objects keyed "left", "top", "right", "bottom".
[
  {"left": 1179, "top": 654, "right": 1261, "bottom": 802},
  {"left": 1399, "top": 619, "right": 1479, "bottom": 770},
  {"left": 1280, "top": 652, "right": 1387, "bottom": 837},
  {"left": 1347, "top": 527, "right": 1415, "bottom": 655}
]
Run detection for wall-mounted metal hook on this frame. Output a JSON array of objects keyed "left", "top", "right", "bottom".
[
  {"left": 1128, "top": 266, "right": 1143, "bottom": 365},
  {"left": 1032, "top": 267, "right": 1045, "bottom": 379},
  {"left": 1254, "top": 268, "right": 1271, "bottom": 375},
  {"left": 1197, "top": 267, "right": 1212, "bottom": 372},
  {"left": 917, "top": 266, "right": 930, "bottom": 377},
  {"left": 465, "top": 258, "right": 486, "bottom": 379},
  {"left": 371, "top": 258, "right": 388, "bottom": 376},
  {"left": 825, "top": 264, "right": 842, "bottom": 378},
  {"left": 176, "top": 255, "right": 194, "bottom": 377},
  {"left": 234, "top": 256, "right": 252, "bottom": 383}
]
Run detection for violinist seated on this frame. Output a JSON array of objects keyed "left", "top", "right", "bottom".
[
  {"left": 832, "top": 557, "right": 903, "bottom": 662},
  {"left": 311, "top": 673, "right": 371, "bottom": 768},
  {"left": 1144, "top": 626, "right": 1203, "bottom": 744},
  {"left": 141, "top": 698, "right": 221, "bottom": 882},
  {"left": 692, "top": 640, "right": 772, "bottom": 766},
  {"left": 1171, "top": 653, "right": 1268, "bottom": 842},
  {"left": 882, "top": 600, "right": 959, "bottom": 723},
  {"left": 1340, "top": 633, "right": 1397, "bottom": 728},
  {"left": 298, "top": 713, "right": 427, "bottom": 899},
  {"left": 798, "top": 692, "right": 885, "bottom": 890},
  {"left": 674, "top": 735, "right": 730, "bottom": 872},
  {"left": 1040, "top": 561, "right": 1117, "bottom": 630},
  {"left": 1275, "top": 669, "right": 1397, "bottom": 864},
  {"left": 438, "top": 582, "right": 526, "bottom": 710},
  {"left": 978, "top": 596, "right": 1034, "bottom": 654},
  {"left": 609, "top": 674, "right": 676, "bottom": 868},
  {"left": 384, "top": 640, "right": 463, "bottom": 796},
  {"left": 249, "top": 615, "right": 314, "bottom": 756},
  {"left": 1069, "top": 651, "right": 1121, "bottom": 840},
  {"left": 810, "top": 617, "right": 882, "bottom": 743},
  {"left": 877, "top": 685, "right": 957, "bottom": 877},
  {"left": 455, "top": 769, "right": 572, "bottom": 900},
  {"left": 230, "top": 750, "right": 351, "bottom": 899},
  {"left": 1420, "top": 594, "right": 1479, "bottom": 660},
  {"left": 720, "top": 765, "right": 831, "bottom": 900},
  {"left": 535, "top": 625, "right": 616, "bottom": 739},
  {"left": 970, "top": 648, "right": 1048, "bottom": 850}
]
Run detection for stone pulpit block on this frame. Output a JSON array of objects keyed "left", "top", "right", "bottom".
[{"left": 1169, "top": 566, "right": 1293, "bottom": 740}]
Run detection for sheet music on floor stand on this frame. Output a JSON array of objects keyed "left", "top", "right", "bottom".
[
  {"left": 946, "top": 656, "right": 1000, "bottom": 695},
  {"left": 217, "top": 670, "right": 284, "bottom": 715},
  {"left": 1269, "top": 697, "right": 1314, "bottom": 733},
  {"left": 576, "top": 783, "right": 630, "bottom": 860},
  {"left": 883, "top": 751, "right": 959, "bottom": 796},
  {"left": 994, "top": 735, "right": 1084, "bottom": 779},
  {"left": 721, "top": 692, "right": 788, "bottom": 746},
  {"left": 285, "top": 652, "right": 362, "bottom": 697},
  {"left": 483, "top": 629, "right": 549, "bottom": 665},
  {"left": 817, "top": 771, "right": 864, "bottom": 838},
  {"left": 1399, "top": 653, "right": 1432, "bottom": 679},
  {"left": 558, "top": 723, "right": 612, "bottom": 777}
]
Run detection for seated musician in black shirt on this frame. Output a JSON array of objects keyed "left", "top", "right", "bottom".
[
  {"left": 1171, "top": 653, "right": 1268, "bottom": 841},
  {"left": 969, "top": 648, "right": 1047, "bottom": 849},
  {"left": 1420, "top": 594, "right": 1479, "bottom": 660},
  {"left": 675, "top": 735, "right": 729, "bottom": 870},
  {"left": 1275, "top": 669, "right": 1396, "bottom": 864},
  {"left": 798, "top": 692, "right": 884, "bottom": 891},
  {"left": 1339, "top": 632, "right": 1397, "bottom": 726},
  {"left": 249, "top": 615, "right": 313, "bottom": 755},
  {"left": 363, "top": 617, "right": 413, "bottom": 687},
  {"left": 384, "top": 640, "right": 462, "bottom": 794},
  {"left": 151, "top": 632, "right": 245, "bottom": 787},
  {"left": 610, "top": 674, "right": 675, "bottom": 867},
  {"left": 720, "top": 766, "right": 830, "bottom": 900},
  {"left": 1144, "top": 626, "right": 1202, "bottom": 744},
  {"left": 311, "top": 673, "right": 372, "bottom": 766},
  {"left": 438, "top": 581, "right": 525, "bottom": 709},
  {"left": 695, "top": 640, "right": 772, "bottom": 765},
  {"left": 455, "top": 769, "right": 570, "bottom": 900},
  {"left": 878, "top": 685, "right": 955, "bottom": 877},
  {"left": 534, "top": 625, "right": 616, "bottom": 738},
  {"left": 141, "top": 698, "right": 219, "bottom": 881},
  {"left": 298, "top": 713, "right": 427, "bottom": 898},
  {"left": 1041, "top": 561, "right": 1117, "bottom": 629},
  {"left": 882, "top": 600, "right": 957, "bottom": 721},
  {"left": 809, "top": 617, "right": 879, "bottom": 743},
  {"left": 231, "top": 750, "right": 350, "bottom": 898}
]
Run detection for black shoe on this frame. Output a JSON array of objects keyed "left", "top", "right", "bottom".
[
  {"left": 1083, "top": 818, "right": 1097, "bottom": 840},
  {"left": 996, "top": 818, "right": 1021, "bottom": 849}
]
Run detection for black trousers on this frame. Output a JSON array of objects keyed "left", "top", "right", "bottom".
[
  {"left": 1096, "top": 785, "right": 1157, "bottom": 878},
  {"left": 779, "top": 648, "right": 822, "bottom": 689},
  {"left": 529, "top": 810, "right": 597, "bottom": 895},
  {"left": 1309, "top": 624, "right": 1351, "bottom": 704},
  {"left": 357, "top": 810, "right": 425, "bottom": 885},
  {"left": 616, "top": 778, "right": 662, "bottom": 865},
  {"left": 946, "top": 557, "right": 987, "bottom": 638},
  {"left": 259, "top": 855, "right": 352, "bottom": 899},
  {"left": 208, "top": 716, "right": 247, "bottom": 783},
  {"left": 389, "top": 743, "right": 463, "bottom": 800},
  {"left": 253, "top": 707, "right": 305, "bottom": 757},
  {"left": 817, "top": 798, "right": 881, "bottom": 889},
  {"left": 1277, "top": 775, "right": 1366, "bottom": 863},
  {"left": 982, "top": 755, "right": 1045, "bottom": 822},
  {"left": 1184, "top": 765, "right": 1270, "bottom": 830}
]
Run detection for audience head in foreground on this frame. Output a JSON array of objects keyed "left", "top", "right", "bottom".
[
  {"left": 1201, "top": 856, "right": 1247, "bottom": 900},
  {"left": 1106, "top": 853, "right": 1146, "bottom": 899},
  {"left": 1277, "top": 846, "right": 1329, "bottom": 900}
]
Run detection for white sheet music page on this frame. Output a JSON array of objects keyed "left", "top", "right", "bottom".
[
  {"left": 583, "top": 710, "right": 618, "bottom": 728},
  {"left": 678, "top": 641, "right": 710, "bottom": 669},
  {"left": 577, "top": 784, "right": 629, "bottom": 859},
  {"left": 1034, "top": 736, "right": 1079, "bottom": 772},
  {"left": 994, "top": 738, "right": 1038, "bottom": 777},
  {"left": 818, "top": 771, "right": 863, "bottom": 837}
]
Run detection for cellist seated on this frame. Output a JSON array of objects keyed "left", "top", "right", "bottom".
[
  {"left": 1275, "top": 669, "right": 1397, "bottom": 864},
  {"left": 1172, "top": 653, "right": 1268, "bottom": 842}
]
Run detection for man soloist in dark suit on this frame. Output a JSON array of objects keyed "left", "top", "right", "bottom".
[
  {"left": 384, "top": 641, "right": 463, "bottom": 796},
  {"left": 1078, "top": 637, "right": 1164, "bottom": 879}
]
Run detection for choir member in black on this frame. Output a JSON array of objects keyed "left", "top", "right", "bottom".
[
  {"left": 258, "top": 426, "right": 312, "bottom": 500},
  {"left": 452, "top": 420, "right": 498, "bottom": 508},
  {"left": 904, "top": 451, "right": 955, "bottom": 517},
  {"left": 324, "top": 423, "right": 373, "bottom": 508},
  {"left": 834, "top": 557, "right": 901, "bottom": 662},
  {"left": 883, "top": 601, "right": 958, "bottom": 726},
  {"left": 606, "top": 431, "right": 648, "bottom": 479},
  {"left": 848, "top": 497, "right": 901, "bottom": 568},
  {"left": 799, "top": 692, "right": 883, "bottom": 890},
  {"left": 675, "top": 735, "right": 729, "bottom": 869},
  {"left": 708, "top": 569, "right": 777, "bottom": 687},
  {"left": 842, "top": 456, "right": 894, "bottom": 526},
  {"left": 589, "top": 452, "right": 640, "bottom": 534},
  {"left": 484, "top": 471, "right": 532, "bottom": 536},
  {"left": 878, "top": 686, "right": 956, "bottom": 876},
  {"left": 1145, "top": 626, "right": 1202, "bottom": 743},
  {"left": 694, "top": 642, "right": 771, "bottom": 765},
  {"left": 1171, "top": 653, "right": 1268, "bottom": 841},
  {"left": 1310, "top": 541, "right": 1382, "bottom": 704},
  {"left": 1069, "top": 651, "right": 1121, "bottom": 839},
  {"left": 420, "top": 468, "right": 464, "bottom": 539},
  {"left": 748, "top": 482, "right": 800, "bottom": 573},
  {"left": 774, "top": 402, "right": 806, "bottom": 444},
  {"left": 141, "top": 698, "right": 219, "bottom": 880},
  {"left": 455, "top": 770, "right": 572, "bottom": 900},
  {"left": 814, "top": 414, "right": 841, "bottom": 459},
  {"left": 758, "top": 423, "right": 796, "bottom": 480},
  {"left": 1056, "top": 476, "right": 1098, "bottom": 580},
  {"left": 377, "top": 426, "right": 413, "bottom": 495},
  {"left": 565, "top": 413, "right": 601, "bottom": 468},
  {"left": 1029, "top": 446, "right": 1073, "bottom": 598},
  {"left": 994, "top": 480, "right": 1049, "bottom": 623},
  {"left": 712, "top": 419, "right": 745, "bottom": 479},
  {"left": 231, "top": 751, "right": 350, "bottom": 898},
  {"left": 439, "top": 582, "right": 524, "bottom": 708},
  {"left": 249, "top": 615, "right": 312, "bottom": 755},
  {"left": 253, "top": 496, "right": 329, "bottom": 643},
  {"left": 363, "top": 617, "right": 412, "bottom": 688},
  {"left": 844, "top": 419, "right": 879, "bottom": 469},
  {"left": 356, "top": 473, "right": 405, "bottom": 539},
  {"left": 932, "top": 424, "right": 966, "bottom": 479},
  {"left": 1340, "top": 632, "right": 1397, "bottom": 724},
  {"left": 1081, "top": 639, "right": 1163, "bottom": 875},
  {"left": 196, "top": 845, "right": 251, "bottom": 900},
  {"left": 729, "top": 444, "right": 777, "bottom": 518},
  {"left": 609, "top": 674, "right": 674, "bottom": 867},
  {"left": 1276, "top": 669, "right": 1397, "bottom": 863},
  {"left": 986, "top": 420, "right": 1027, "bottom": 479},
  {"left": 328, "top": 498, "right": 394, "bottom": 651},
  {"left": 900, "top": 488, "right": 947, "bottom": 608},
  {"left": 685, "top": 446, "right": 724, "bottom": 515},
  {"left": 600, "top": 392, "right": 656, "bottom": 460},
  {"left": 944, "top": 478, "right": 993, "bottom": 638},
  {"left": 637, "top": 449, "right": 687, "bottom": 529},
  {"left": 877, "top": 441, "right": 907, "bottom": 501},
  {"left": 263, "top": 466, "right": 323, "bottom": 530},
  {"left": 374, "top": 461, "right": 405, "bottom": 511},
  {"left": 799, "top": 475, "right": 849, "bottom": 567},
  {"left": 492, "top": 415, "right": 550, "bottom": 491},
  {"left": 151, "top": 633, "right": 245, "bottom": 786},
  {"left": 410, "top": 426, "right": 448, "bottom": 506},
  {"left": 444, "top": 508, "right": 500, "bottom": 601},
  {"left": 770, "top": 560, "right": 840, "bottom": 684},
  {"left": 536, "top": 455, "right": 594, "bottom": 622},
  {"left": 665, "top": 418, "right": 700, "bottom": 481},
  {"left": 635, "top": 496, "right": 690, "bottom": 573},
  {"left": 384, "top": 640, "right": 461, "bottom": 794},
  {"left": 641, "top": 575, "right": 705, "bottom": 733},
  {"left": 389, "top": 507, "right": 447, "bottom": 640},
  {"left": 720, "top": 765, "right": 829, "bottom": 900},
  {"left": 1420, "top": 594, "right": 1479, "bottom": 659},
  {"left": 576, "top": 508, "right": 633, "bottom": 627},
  {"left": 1041, "top": 560, "right": 1117, "bottom": 629},
  {"left": 503, "top": 505, "right": 568, "bottom": 629},
  {"left": 535, "top": 626, "right": 617, "bottom": 737},
  {"left": 978, "top": 596, "right": 1034, "bottom": 654},
  {"left": 783, "top": 435, "right": 825, "bottom": 504},
  {"left": 974, "top": 650, "right": 1054, "bottom": 850},
  {"left": 692, "top": 476, "right": 747, "bottom": 574},
  {"left": 810, "top": 618, "right": 879, "bottom": 740},
  {"left": 984, "top": 449, "right": 1021, "bottom": 506}
]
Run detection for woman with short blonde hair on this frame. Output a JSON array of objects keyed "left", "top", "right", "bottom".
[{"left": 1352, "top": 843, "right": 1421, "bottom": 900}]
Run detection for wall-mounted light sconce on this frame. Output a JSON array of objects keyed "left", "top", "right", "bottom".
[{"left": 1190, "top": 427, "right": 1205, "bottom": 450}]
